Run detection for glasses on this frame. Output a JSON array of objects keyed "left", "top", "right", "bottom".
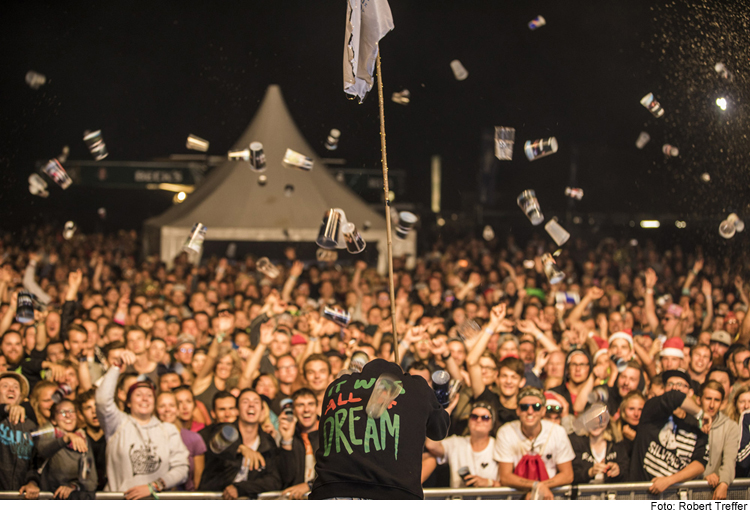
[
  {"left": 569, "top": 362, "right": 589, "bottom": 369},
  {"left": 56, "top": 410, "right": 75, "bottom": 417},
  {"left": 469, "top": 413, "right": 492, "bottom": 422},
  {"left": 665, "top": 381, "right": 689, "bottom": 390},
  {"left": 519, "top": 403, "right": 543, "bottom": 412},
  {"left": 278, "top": 365, "right": 297, "bottom": 371},
  {"left": 546, "top": 405, "right": 562, "bottom": 414},
  {"left": 479, "top": 366, "right": 497, "bottom": 372},
  {"left": 178, "top": 347, "right": 194, "bottom": 354}
]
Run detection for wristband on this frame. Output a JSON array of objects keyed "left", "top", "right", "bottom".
[
  {"left": 645, "top": 288, "right": 654, "bottom": 295},
  {"left": 281, "top": 438, "right": 293, "bottom": 446},
  {"left": 695, "top": 409, "right": 704, "bottom": 429},
  {"left": 148, "top": 484, "right": 160, "bottom": 500},
  {"left": 442, "top": 352, "right": 451, "bottom": 360},
  {"left": 484, "top": 327, "right": 494, "bottom": 336}
]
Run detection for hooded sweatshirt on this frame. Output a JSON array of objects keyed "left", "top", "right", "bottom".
[
  {"left": 95, "top": 366, "right": 189, "bottom": 491},
  {"left": 702, "top": 411, "right": 740, "bottom": 486},
  {"left": 37, "top": 431, "right": 98, "bottom": 492},
  {"left": 0, "top": 402, "right": 39, "bottom": 491}
]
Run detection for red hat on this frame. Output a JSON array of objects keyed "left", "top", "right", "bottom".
[
  {"left": 608, "top": 329, "right": 633, "bottom": 348},
  {"left": 592, "top": 336, "right": 608, "bottom": 349},
  {"left": 660, "top": 337, "right": 685, "bottom": 358},
  {"left": 126, "top": 377, "right": 157, "bottom": 403},
  {"left": 291, "top": 334, "right": 307, "bottom": 346},
  {"left": 725, "top": 311, "right": 738, "bottom": 323}
]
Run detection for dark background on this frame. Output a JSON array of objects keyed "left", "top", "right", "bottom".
[{"left": 1, "top": 0, "right": 748, "bottom": 249}]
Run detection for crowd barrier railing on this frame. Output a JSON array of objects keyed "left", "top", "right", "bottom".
[{"left": 1, "top": 479, "right": 748, "bottom": 500}]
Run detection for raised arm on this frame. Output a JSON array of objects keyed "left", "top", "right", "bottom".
[
  {"left": 281, "top": 261, "right": 304, "bottom": 303},
  {"left": 700, "top": 279, "right": 714, "bottom": 332},
  {"left": 95, "top": 350, "right": 136, "bottom": 440},
  {"left": 566, "top": 286, "right": 603, "bottom": 327},
  {"left": 681, "top": 259, "right": 703, "bottom": 293},
  {"left": 237, "top": 322, "right": 274, "bottom": 390},
  {"left": 467, "top": 304, "right": 506, "bottom": 399},
  {"left": 643, "top": 268, "right": 660, "bottom": 334},
  {"left": 23, "top": 254, "right": 51, "bottom": 305},
  {"left": 0, "top": 291, "right": 18, "bottom": 336}
]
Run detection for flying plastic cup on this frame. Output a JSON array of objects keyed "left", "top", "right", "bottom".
[
  {"left": 316, "top": 248, "right": 338, "bottom": 263},
  {"left": 450, "top": 60, "right": 468, "bottom": 81},
  {"left": 483, "top": 225, "right": 495, "bottom": 241},
  {"left": 587, "top": 386, "right": 609, "bottom": 405},
  {"left": 545, "top": 218, "right": 570, "bottom": 246},
  {"left": 28, "top": 173, "right": 49, "bottom": 197},
  {"left": 325, "top": 129, "right": 341, "bottom": 150},
  {"left": 25, "top": 70, "right": 46, "bottom": 89},
  {"left": 640, "top": 93, "right": 664, "bottom": 118},
  {"left": 635, "top": 131, "right": 651, "bottom": 149},
  {"left": 83, "top": 130, "right": 109, "bottom": 161},
  {"left": 323, "top": 306, "right": 351, "bottom": 327},
  {"left": 227, "top": 148, "right": 250, "bottom": 161},
  {"left": 541, "top": 253, "right": 565, "bottom": 285},
  {"left": 729, "top": 213, "right": 745, "bottom": 233},
  {"left": 317, "top": 209, "right": 343, "bottom": 249},
  {"left": 257, "top": 175, "right": 268, "bottom": 186},
  {"left": 366, "top": 372, "right": 402, "bottom": 419},
  {"left": 43, "top": 159, "right": 72, "bottom": 189},
  {"left": 256, "top": 257, "right": 280, "bottom": 279},
  {"left": 524, "top": 137, "right": 558, "bottom": 161},
  {"left": 395, "top": 211, "right": 418, "bottom": 239},
  {"left": 457, "top": 319, "right": 481, "bottom": 342},
  {"left": 350, "top": 351, "right": 370, "bottom": 373},
  {"left": 31, "top": 423, "right": 55, "bottom": 438},
  {"left": 565, "top": 187, "right": 584, "bottom": 200},
  {"left": 494, "top": 126, "right": 515, "bottom": 161},
  {"left": 282, "top": 148, "right": 313, "bottom": 171},
  {"left": 186, "top": 134, "right": 209, "bottom": 152},
  {"left": 209, "top": 424, "right": 239, "bottom": 454},
  {"left": 528, "top": 16, "right": 546, "bottom": 30},
  {"left": 432, "top": 370, "right": 452, "bottom": 408},
  {"left": 714, "top": 62, "right": 734, "bottom": 81},
  {"left": 342, "top": 222, "right": 366, "bottom": 254},
  {"left": 517, "top": 189, "right": 544, "bottom": 226},
  {"left": 662, "top": 144, "right": 679, "bottom": 157},
  {"left": 720, "top": 213, "right": 744, "bottom": 239},
  {"left": 15, "top": 291, "right": 35, "bottom": 324},
  {"left": 63, "top": 221, "right": 76, "bottom": 240},
  {"left": 249, "top": 142, "right": 267, "bottom": 171},
  {"left": 572, "top": 403, "right": 610, "bottom": 436},
  {"left": 392, "top": 89, "right": 410, "bottom": 105},
  {"left": 182, "top": 222, "right": 207, "bottom": 254}
]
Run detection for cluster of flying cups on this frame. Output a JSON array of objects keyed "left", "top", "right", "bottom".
[
  {"left": 719, "top": 213, "right": 744, "bottom": 240},
  {"left": 492, "top": 127, "right": 559, "bottom": 163},
  {"left": 316, "top": 208, "right": 366, "bottom": 254},
  {"left": 515, "top": 189, "right": 569, "bottom": 284}
]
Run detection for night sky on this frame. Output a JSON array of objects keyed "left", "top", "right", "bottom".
[{"left": 1, "top": 0, "right": 748, "bottom": 244}]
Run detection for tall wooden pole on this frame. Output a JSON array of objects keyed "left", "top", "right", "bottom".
[{"left": 375, "top": 51, "right": 399, "bottom": 366}]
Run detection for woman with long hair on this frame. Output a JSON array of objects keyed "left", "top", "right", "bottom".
[
  {"left": 192, "top": 335, "right": 242, "bottom": 411},
  {"left": 569, "top": 405, "right": 629, "bottom": 484},
  {"left": 612, "top": 391, "right": 645, "bottom": 459},
  {"left": 726, "top": 384, "right": 750, "bottom": 422}
]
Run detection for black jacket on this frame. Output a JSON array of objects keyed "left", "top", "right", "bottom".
[
  {"left": 310, "top": 358, "right": 450, "bottom": 500},
  {"left": 568, "top": 433, "right": 630, "bottom": 484},
  {"left": 0, "top": 402, "right": 40, "bottom": 491},
  {"left": 278, "top": 428, "right": 320, "bottom": 488},
  {"left": 197, "top": 422, "right": 282, "bottom": 498}
]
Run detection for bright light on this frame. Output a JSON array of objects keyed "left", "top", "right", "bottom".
[
  {"left": 173, "top": 191, "right": 187, "bottom": 204},
  {"left": 640, "top": 220, "right": 660, "bottom": 228},
  {"left": 716, "top": 97, "right": 727, "bottom": 111},
  {"left": 675, "top": 221, "right": 687, "bottom": 229},
  {"left": 436, "top": 217, "right": 446, "bottom": 227}
]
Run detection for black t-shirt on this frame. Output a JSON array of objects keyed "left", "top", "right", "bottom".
[
  {"left": 628, "top": 390, "right": 708, "bottom": 482},
  {"left": 87, "top": 431, "right": 107, "bottom": 490},
  {"left": 310, "top": 359, "right": 449, "bottom": 500},
  {"left": 474, "top": 387, "right": 517, "bottom": 434}
]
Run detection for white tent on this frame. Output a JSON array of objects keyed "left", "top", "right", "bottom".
[{"left": 144, "top": 84, "right": 415, "bottom": 273}]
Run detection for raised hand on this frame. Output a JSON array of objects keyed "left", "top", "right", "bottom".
[{"left": 645, "top": 268, "right": 657, "bottom": 289}]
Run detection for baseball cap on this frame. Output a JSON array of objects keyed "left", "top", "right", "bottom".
[
  {"left": 291, "top": 334, "right": 307, "bottom": 346},
  {"left": 517, "top": 386, "right": 546, "bottom": 403},
  {"left": 710, "top": 330, "right": 732, "bottom": 347}
]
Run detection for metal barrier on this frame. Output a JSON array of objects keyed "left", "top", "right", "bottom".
[{"left": 1, "top": 479, "right": 749, "bottom": 500}]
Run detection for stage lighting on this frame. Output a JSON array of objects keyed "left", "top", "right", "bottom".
[{"left": 716, "top": 97, "right": 727, "bottom": 111}]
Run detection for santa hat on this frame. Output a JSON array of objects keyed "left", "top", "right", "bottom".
[
  {"left": 544, "top": 392, "right": 563, "bottom": 410},
  {"left": 593, "top": 348, "right": 609, "bottom": 363},
  {"left": 660, "top": 337, "right": 685, "bottom": 358},
  {"left": 608, "top": 329, "right": 633, "bottom": 348}
]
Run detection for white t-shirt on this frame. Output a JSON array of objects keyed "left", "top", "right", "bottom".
[
  {"left": 440, "top": 435, "right": 498, "bottom": 488},
  {"left": 493, "top": 420, "right": 575, "bottom": 478}
]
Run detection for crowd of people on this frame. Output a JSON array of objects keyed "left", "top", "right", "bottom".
[{"left": 1, "top": 224, "right": 749, "bottom": 500}]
